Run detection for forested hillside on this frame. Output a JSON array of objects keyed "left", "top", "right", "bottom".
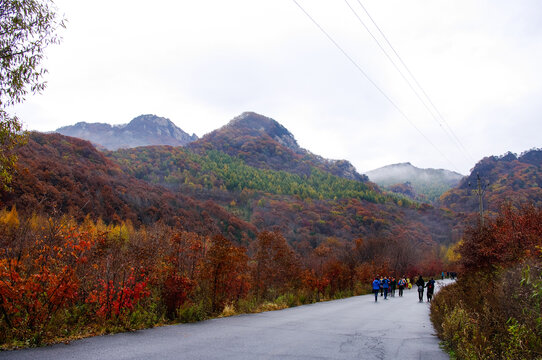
[
  {"left": 108, "top": 144, "right": 460, "bottom": 251},
  {"left": 0, "top": 132, "right": 256, "bottom": 241},
  {"left": 440, "top": 149, "right": 542, "bottom": 214},
  {"left": 109, "top": 147, "right": 383, "bottom": 203},
  {"left": 189, "top": 112, "right": 367, "bottom": 182},
  {"left": 1, "top": 131, "right": 461, "bottom": 253}
]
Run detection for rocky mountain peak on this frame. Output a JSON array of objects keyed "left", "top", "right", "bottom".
[
  {"left": 223, "top": 112, "right": 302, "bottom": 154},
  {"left": 56, "top": 115, "right": 198, "bottom": 150},
  {"left": 190, "top": 112, "right": 368, "bottom": 183}
]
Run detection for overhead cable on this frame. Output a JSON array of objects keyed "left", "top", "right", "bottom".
[
  {"left": 291, "top": 0, "right": 461, "bottom": 172},
  {"left": 352, "top": 0, "right": 475, "bottom": 163}
]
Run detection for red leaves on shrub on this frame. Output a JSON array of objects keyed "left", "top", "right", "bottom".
[{"left": 459, "top": 205, "right": 542, "bottom": 270}]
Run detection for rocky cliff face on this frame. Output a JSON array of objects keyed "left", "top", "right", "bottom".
[{"left": 56, "top": 114, "right": 198, "bottom": 150}]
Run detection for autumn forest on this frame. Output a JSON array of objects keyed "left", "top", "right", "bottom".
[{"left": 0, "top": 114, "right": 541, "bottom": 357}]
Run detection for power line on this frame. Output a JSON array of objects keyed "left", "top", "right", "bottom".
[
  {"left": 352, "top": 0, "right": 475, "bottom": 163},
  {"left": 290, "top": 0, "right": 461, "bottom": 172},
  {"left": 344, "top": 0, "right": 443, "bottom": 126}
]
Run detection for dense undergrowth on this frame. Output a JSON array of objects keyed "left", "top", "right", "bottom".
[
  {"left": 430, "top": 205, "right": 542, "bottom": 359},
  {"left": 2, "top": 207, "right": 426, "bottom": 349}
]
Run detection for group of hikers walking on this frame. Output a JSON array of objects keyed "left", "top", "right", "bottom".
[{"left": 372, "top": 275, "right": 436, "bottom": 302}]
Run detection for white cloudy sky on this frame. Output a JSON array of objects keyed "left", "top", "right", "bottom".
[{"left": 12, "top": 0, "right": 542, "bottom": 175}]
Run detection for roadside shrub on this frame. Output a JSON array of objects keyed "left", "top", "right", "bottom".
[
  {"left": 430, "top": 282, "right": 460, "bottom": 335},
  {"left": 178, "top": 301, "right": 209, "bottom": 323},
  {"left": 275, "top": 293, "right": 298, "bottom": 308},
  {"left": 432, "top": 263, "right": 542, "bottom": 359},
  {"left": 236, "top": 297, "right": 259, "bottom": 313}
]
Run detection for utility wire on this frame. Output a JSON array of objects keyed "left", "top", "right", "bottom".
[
  {"left": 353, "top": 0, "right": 475, "bottom": 163},
  {"left": 291, "top": 0, "right": 461, "bottom": 172},
  {"left": 344, "top": 1, "right": 442, "bottom": 125}
]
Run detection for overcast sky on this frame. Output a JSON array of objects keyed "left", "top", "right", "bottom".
[{"left": 12, "top": 0, "right": 542, "bottom": 175}]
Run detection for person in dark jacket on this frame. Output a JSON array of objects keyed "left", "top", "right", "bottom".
[
  {"left": 415, "top": 275, "right": 425, "bottom": 302},
  {"left": 390, "top": 277, "right": 397, "bottom": 297},
  {"left": 372, "top": 277, "right": 381, "bottom": 302},
  {"left": 426, "top": 278, "right": 435, "bottom": 302}
]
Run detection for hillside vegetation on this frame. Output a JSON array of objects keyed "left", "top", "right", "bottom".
[
  {"left": 13, "top": 113, "right": 542, "bottom": 352},
  {"left": 0, "top": 132, "right": 256, "bottom": 241},
  {"left": 440, "top": 149, "right": 542, "bottom": 213},
  {"left": 431, "top": 205, "right": 542, "bottom": 359},
  {"left": 109, "top": 147, "right": 384, "bottom": 204},
  {"left": 107, "top": 144, "right": 460, "bottom": 249},
  {"left": 0, "top": 128, "right": 464, "bottom": 347},
  {"left": 189, "top": 112, "right": 367, "bottom": 182}
]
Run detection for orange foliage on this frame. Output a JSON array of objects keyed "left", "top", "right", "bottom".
[
  {"left": 201, "top": 234, "right": 249, "bottom": 312},
  {"left": 252, "top": 231, "right": 301, "bottom": 299}
]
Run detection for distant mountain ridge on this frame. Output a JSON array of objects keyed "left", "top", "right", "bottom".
[
  {"left": 56, "top": 114, "right": 198, "bottom": 150},
  {"left": 366, "top": 162, "right": 463, "bottom": 203},
  {"left": 189, "top": 112, "right": 368, "bottom": 183},
  {"left": 55, "top": 112, "right": 366, "bottom": 184}
]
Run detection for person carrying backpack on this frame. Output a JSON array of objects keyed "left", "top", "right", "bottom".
[
  {"left": 372, "top": 277, "right": 381, "bottom": 302},
  {"left": 426, "top": 277, "right": 435, "bottom": 302},
  {"left": 382, "top": 276, "right": 390, "bottom": 299},
  {"left": 415, "top": 275, "right": 425, "bottom": 302},
  {"left": 398, "top": 277, "right": 405, "bottom": 297}
]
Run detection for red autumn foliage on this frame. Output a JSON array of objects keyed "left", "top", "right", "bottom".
[
  {"left": 87, "top": 270, "right": 150, "bottom": 319},
  {"left": 459, "top": 204, "right": 542, "bottom": 270},
  {"left": 160, "top": 232, "right": 204, "bottom": 318},
  {"left": 0, "top": 225, "right": 93, "bottom": 339}
]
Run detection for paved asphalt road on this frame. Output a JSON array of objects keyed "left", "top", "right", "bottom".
[{"left": 1, "top": 280, "right": 452, "bottom": 360}]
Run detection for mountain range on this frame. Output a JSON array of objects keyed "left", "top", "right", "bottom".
[
  {"left": 4, "top": 110, "right": 542, "bottom": 349},
  {"left": 56, "top": 114, "right": 198, "bottom": 150},
  {"left": 6, "top": 111, "right": 542, "bottom": 252},
  {"left": 2, "top": 112, "right": 465, "bottom": 254}
]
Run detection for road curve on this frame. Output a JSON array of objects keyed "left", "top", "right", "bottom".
[{"left": 0, "top": 280, "right": 451, "bottom": 360}]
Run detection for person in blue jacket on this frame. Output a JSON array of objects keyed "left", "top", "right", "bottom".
[
  {"left": 372, "top": 277, "right": 381, "bottom": 302},
  {"left": 382, "top": 276, "right": 390, "bottom": 299}
]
